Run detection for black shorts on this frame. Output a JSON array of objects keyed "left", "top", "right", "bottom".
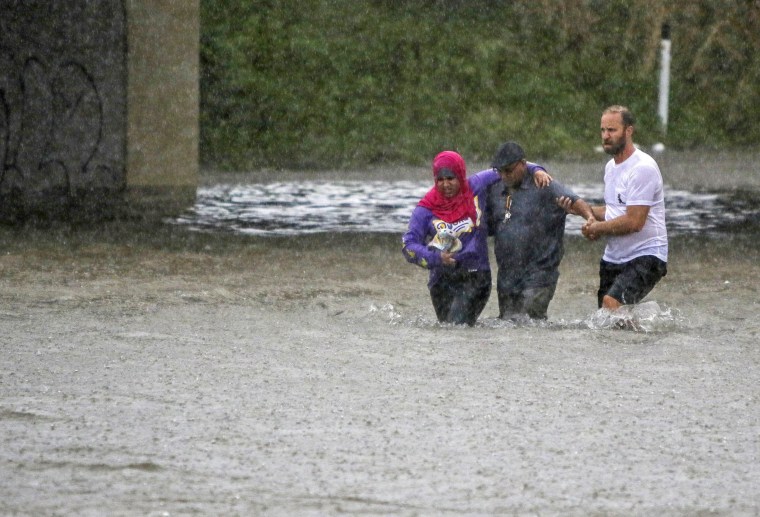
[{"left": 598, "top": 256, "right": 667, "bottom": 308}]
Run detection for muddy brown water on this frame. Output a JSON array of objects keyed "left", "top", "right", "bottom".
[{"left": 2, "top": 153, "right": 760, "bottom": 515}]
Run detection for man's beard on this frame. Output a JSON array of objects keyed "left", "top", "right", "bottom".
[{"left": 603, "top": 138, "right": 626, "bottom": 156}]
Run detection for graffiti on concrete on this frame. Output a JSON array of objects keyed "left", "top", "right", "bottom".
[
  {"left": 0, "top": 1, "right": 126, "bottom": 218},
  {"left": 0, "top": 52, "right": 121, "bottom": 201}
]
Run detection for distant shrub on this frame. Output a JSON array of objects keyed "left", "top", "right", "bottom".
[{"left": 200, "top": 0, "right": 760, "bottom": 169}]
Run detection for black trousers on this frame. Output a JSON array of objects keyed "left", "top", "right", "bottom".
[{"left": 429, "top": 269, "right": 491, "bottom": 326}]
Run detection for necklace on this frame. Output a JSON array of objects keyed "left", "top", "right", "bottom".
[{"left": 503, "top": 193, "right": 512, "bottom": 223}]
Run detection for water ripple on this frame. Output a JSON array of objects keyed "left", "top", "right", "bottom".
[{"left": 171, "top": 181, "right": 759, "bottom": 237}]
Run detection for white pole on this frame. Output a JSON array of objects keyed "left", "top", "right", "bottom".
[{"left": 658, "top": 22, "right": 671, "bottom": 134}]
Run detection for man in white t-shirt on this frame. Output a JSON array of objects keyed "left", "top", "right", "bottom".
[{"left": 581, "top": 105, "right": 668, "bottom": 310}]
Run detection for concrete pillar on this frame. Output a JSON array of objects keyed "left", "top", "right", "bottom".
[
  {"left": 0, "top": 0, "right": 198, "bottom": 222},
  {"left": 126, "top": 0, "right": 199, "bottom": 218}
]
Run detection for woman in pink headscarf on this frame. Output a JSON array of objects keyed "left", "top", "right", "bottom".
[{"left": 402, "top": 150, "right": 550, "bottom": 325}]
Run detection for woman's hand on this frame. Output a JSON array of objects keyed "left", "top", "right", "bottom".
[
  {"left": 441, "top": 251, "right": 457, "bottom": 266},
  {"left": 533, "top": 169, "right": 553, "bottom": 188}
]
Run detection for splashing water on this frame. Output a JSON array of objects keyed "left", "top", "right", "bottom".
[
  {"left": 368, "top": 303, "right": 404, "bottom": 325},
  {"left": 584, "top": 301, "right": 681, "bottom": 332},
  {"left": 367, "top": 301, "right": 682, "bottom": 332}
]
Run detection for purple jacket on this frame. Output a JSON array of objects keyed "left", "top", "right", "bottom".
[{"left": 402, "top": 169, "right": 500, "bottom": 287}]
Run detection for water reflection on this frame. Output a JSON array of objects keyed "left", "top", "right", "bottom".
[{"left": 172, "top": 181, "right": 759, "bottom": 237}]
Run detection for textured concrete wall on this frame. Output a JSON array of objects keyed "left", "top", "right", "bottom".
[{"left": 0, "top": 0, "right": 198, "bottom": 221}]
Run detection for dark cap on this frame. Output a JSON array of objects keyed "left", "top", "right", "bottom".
[
  {"left": 435, "top": 167, "right": 457, "bottom": 179},
  {"left": 491, "top": 141, "right": 525, "bottom": 169}
]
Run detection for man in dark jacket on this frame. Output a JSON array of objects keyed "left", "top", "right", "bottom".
[{"left": 484, "top": 141, "right": 594, "bottom": 320}]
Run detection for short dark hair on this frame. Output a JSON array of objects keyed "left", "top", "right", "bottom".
[{"left": 604, "top": 105, "right": 635, "bottom": 127}]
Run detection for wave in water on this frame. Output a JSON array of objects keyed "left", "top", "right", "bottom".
[{"left": 171, "top": 181, "right": 759, "bottom": 237}]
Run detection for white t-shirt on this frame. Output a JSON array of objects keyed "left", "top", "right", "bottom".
[{"left": 602, "top": 149, "right": 668, "bottom": 263}]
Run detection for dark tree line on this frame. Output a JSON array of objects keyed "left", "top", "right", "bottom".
[{"left": 200, "top": 0, "right": 760, "bottom": 169}]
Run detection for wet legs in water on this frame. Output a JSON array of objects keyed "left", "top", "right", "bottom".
[{"left": 430, "top": 271, "right": 491, "bottom": 326}]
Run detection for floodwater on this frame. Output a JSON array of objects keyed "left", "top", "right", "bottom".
[
  {"left": 174, "top": 151, "right": 760, "bottom": 238},
  {"left": 173, "top": 180, "right": 756, "bottom": 238},
  {"left": 2, "top": 151, "right": 760, "bottom": 515}
]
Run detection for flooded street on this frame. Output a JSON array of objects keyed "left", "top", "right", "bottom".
[{"left": 2, "top": 152, "right": 760, "bottom": 515}]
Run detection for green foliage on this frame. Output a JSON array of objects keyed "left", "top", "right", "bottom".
[{"left": 201, "top": 0, "right": 760, "bottom": 169}]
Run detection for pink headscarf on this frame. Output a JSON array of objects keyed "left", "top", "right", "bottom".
[{"left": 418, "top": 151, "right": 478, "bottom": 224}]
